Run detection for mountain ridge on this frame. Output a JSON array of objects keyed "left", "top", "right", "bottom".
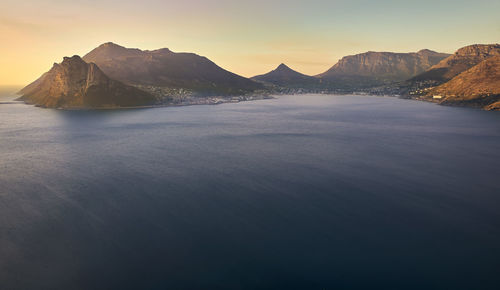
[
  {"left": 317, "top": 49, "right": 450, "bottom": 89},
  {"left": 428, "top": 55, "right": 500, "bottom": 110},
  {"left": 83, "top": 42, "right": 262, "bottom": 96},
  {"left": 410, "top": 44, "right": 500, "bottom": 83}
]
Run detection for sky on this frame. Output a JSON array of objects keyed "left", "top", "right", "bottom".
[{"left": 1, "top": 0, "right": 499, "bottom": 85}]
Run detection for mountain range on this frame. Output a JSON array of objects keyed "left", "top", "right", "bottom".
[{"left": 18, "top": 42, "right": 500, "bottom": 110}]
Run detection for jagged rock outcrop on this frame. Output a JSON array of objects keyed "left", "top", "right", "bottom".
[
  {"left": 317, "top": 49, "right": 450, "bottom": 88},
  {"left": 251, "top": 63, "right": 319, "bottom": 88},
  {"left": 428, "top": 55, "right": 500, "bottom": 110},
  {"left": 411, "top": 44, "right": 500, "bottom": 83},
  {"left": 18, "top": 56, "right": 156, "bottom": 108},
  {"left": 83, "top": 42, "right": 262, "bottom": 95}
]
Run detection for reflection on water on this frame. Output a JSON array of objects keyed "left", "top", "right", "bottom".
[{"left": 1, "top": 93, "right": 500, "bottom": 290}]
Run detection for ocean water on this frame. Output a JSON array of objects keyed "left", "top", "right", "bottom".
[{"left": 1, "top": 87, "right": 500, "bottom": 289}]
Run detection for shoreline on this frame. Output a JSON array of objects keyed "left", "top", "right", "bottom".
[
  {"left": 14, "top": 95, "right": 275, "bottom": 111},
  {"left": 10, "top": 92, "right": 499, "bottom": 112}
]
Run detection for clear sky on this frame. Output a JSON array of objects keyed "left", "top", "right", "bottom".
[{"left": 1, "top": 0, "right": 499, "bottom": 85}]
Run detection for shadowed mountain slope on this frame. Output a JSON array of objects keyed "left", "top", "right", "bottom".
[
  {"left": 251, "top": 64, "right": 320, "bottom": 88},
  {"left": 83, "top": 42, "right": 262, "bottom": 95}
]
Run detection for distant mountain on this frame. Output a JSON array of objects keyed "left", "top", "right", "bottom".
[
  {"left": 428, "top": 55, "right": 500, "bottom": 110},
  {"left": 251, "top": 64, "right": 320, "bottom": 88},
  {"left": 317, "top": 49, "right": 450, "bottom": 89},
  {"left": 411, "top": 44, "right": 500, "bottom": 83},
  {"left": 18, "top": 56, "right": 156, "bottom": 108},
  {"left": 83, "top": 42, "right": 262, "bottom": 95}
]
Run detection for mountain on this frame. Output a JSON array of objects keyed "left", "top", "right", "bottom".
[
  {"left": 18, "top": 56, "right": 156, "bottom": 108},
  {"left": 428, "top": 55, "right": 500, "bottom": 110},
  {"left": 83, "top": 42, "right": 262, "bottom": 95},
  {"left": 411, "top": 44, "right": 500, "bottom": 83},
  {"left": 251, "top": 63, "right": 320, "bottom": 88},
  {"left": 317, "top": 49, "right": 450, "bottom": 89}
]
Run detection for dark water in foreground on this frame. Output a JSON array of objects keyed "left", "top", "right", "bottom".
[{"left": 1, "top": 90, "right": 500, "bottom": 289}]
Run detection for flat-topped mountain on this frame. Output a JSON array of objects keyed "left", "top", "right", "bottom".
[
  {"left": 317, "top": 49, "right": 450, "bottom": 88},
  {"left": 83, "top": 42, "right": 262, "bottom": 95},
  {"left": 411, "top": 44, "right": 500, "bottom": 83},
  {"left": 428, "top": 55, "right": 500, "bottom": 110},
  {"left": 251, "top": 64, "right": 319, "bottom": 88},
  {"left": 18, "top": 56, "right": 156, "bottom": 108}
]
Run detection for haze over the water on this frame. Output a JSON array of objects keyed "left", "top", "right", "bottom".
[{"left": 1, "top": 0, "right": 499, "bottom": 85}]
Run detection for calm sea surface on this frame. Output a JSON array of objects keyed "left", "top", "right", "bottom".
[{"left": 1, "top": 87, "right": 500, "bottom": 289}]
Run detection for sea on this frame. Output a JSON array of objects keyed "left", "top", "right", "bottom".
[{"left": 1, "top": 86, "right": 500, "bottom": 289}]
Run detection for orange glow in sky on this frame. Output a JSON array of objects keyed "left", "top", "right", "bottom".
[{"left": 1, "top": 0, "right": 499, "bottom": 85}]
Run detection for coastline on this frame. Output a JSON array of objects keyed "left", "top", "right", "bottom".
[
  {"left": 14, "top": 94, "right": 275, "bottom": 111},
  {"left": 10, "top": 91, "right": 499, "bottom": 112}
]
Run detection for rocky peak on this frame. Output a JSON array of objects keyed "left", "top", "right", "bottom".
[
  {"left": 455, "top": 44, "right": 500, "bottom": 57},
  {"left": 251, "top": 63, "right": 317, "bottom": 87},
  {"left": 150, "top": 48, "right": 172, "bottom": 54},
  {"left": 98, "top": 42, "right": 125, "bottom": 49},
  {"left": 94, "top": 42, "right": 133, "bottom": 55},
  {"left": 275, "top": 63, "right": 293, "bottom": 73},
  {"left": 417, "top": 49, "right": 438, "bottom": 55},
  {"left": 61, "top": 55, "right": 88, "bottom": 67},
  {"left": 85, "top": 42, "right": 143, "bottom": 62},
  {"left": 277, "top": 63, "right": 289, "bottom": 69}
]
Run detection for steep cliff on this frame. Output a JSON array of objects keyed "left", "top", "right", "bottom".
[
  {"left": 317, "top": 49, "right": 449, "bottom": 88},
  {"left": 18, "top": 56, "right": 156, "bottom": 108}
]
